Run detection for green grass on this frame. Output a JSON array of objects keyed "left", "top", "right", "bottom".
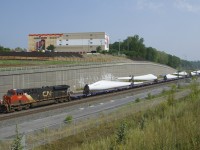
[
  {"left": 75, "top": 93, "right": 200, "bottom": 150},
  {"left": 64, "top": 115, "right": 73, "bottom": 123},
  {"left": 0, "top": 60, "right": 78, "bottom": 66},
  {"left": 0, "top": 54, "right": 127, "bottom": 68}
]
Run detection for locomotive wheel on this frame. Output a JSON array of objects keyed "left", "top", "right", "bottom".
[
  {"left": 24, "top": 104, "right": 30, "bottom": 110},
  {"left": 59, "top": 99, "right": 64, "bottom": 103},
  {"left": 1, "top": 106, "right": 8, "bottom": 113},
  {"left": 55, "top": 99, "right": 58, "bottom": 104},
  {"left": 17, "top": 105, "right": 22, "bottom": 111},
  {"left": 64, "top": 97, "right": 68, "bottom": 102},
  {"left": 10, "top": 108, "right": 15, "bottom": 113}
]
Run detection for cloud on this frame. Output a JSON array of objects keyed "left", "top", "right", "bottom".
[
  {"left": 174, "top": 0, "right": 200, "bottom": 13},
  {"left": 136, "top": 0, "right": 164, "bottom": 11}
]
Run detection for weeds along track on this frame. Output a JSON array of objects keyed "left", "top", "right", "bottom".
[{"left": 0, "top": 79, "right": 183, "bottom": 122}]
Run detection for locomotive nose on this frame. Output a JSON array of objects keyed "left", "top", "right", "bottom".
[{"left": 3, "top": 95, "right": 7, "bottom": 99}]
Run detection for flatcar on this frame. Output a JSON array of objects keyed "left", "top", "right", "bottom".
[
  {"left": 0, "top": 85, "right": 70, "bottom": 113},
  {"left": 82, "top": 80, "right": 143, "bottom": 95}
]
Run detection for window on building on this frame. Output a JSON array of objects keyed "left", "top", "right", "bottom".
[
  {"left": 34, "top": 37, "right": 40, "bottom": 39},
  {"left": 50, "top": 37, "right": 57, "bottom": 39}
]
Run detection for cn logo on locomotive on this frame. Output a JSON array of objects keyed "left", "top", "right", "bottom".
[{"left": 42, "top": 91, "right": 52, "bottom": 97}]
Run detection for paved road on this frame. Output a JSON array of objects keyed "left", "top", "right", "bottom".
[{"left": 0, "top": 86, "right": 170, "bottom": 139}]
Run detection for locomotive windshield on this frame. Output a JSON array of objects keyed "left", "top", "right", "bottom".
[{"left": 7, "top": 90, "right": 15, "bottom": 96}]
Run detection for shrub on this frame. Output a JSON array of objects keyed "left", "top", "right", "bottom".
[
  {"left": 189, "top": 78, "right": 199, "bottom": 99},
  {"left": 167, "top": 84, "right": 176, "bottom": 106},
  {"left": 116, "top": 122, "right": 127, "bottom": 144},
  {"left": 147, "top": 93, "right": 152, "bottom": 100},
  {"left": 162, "top": 89, "right": 166, "bottom": 94},
  {"left": 64, "top": 115, "right": 73, "bottom": 124},
  {"left": 11, "top": 124, "right": 23, "bottom": 150},
  {"left": 155, "top": 102, "right": 168, "bottom": 119},
  {"left": 135, "top": 98, "right": 140, "bottom": 103}
]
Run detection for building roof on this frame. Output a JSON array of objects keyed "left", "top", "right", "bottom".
[{"left": 29, "top": 34, "right": 63, "bottom": 36}]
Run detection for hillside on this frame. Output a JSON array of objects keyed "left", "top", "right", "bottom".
[{"left": 0, "top": 53, "right": 132, "bottom": 68}]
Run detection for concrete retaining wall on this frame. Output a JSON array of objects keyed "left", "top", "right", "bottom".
[{"left": 0, "top": 61, "right": 176, "bottom": 98}]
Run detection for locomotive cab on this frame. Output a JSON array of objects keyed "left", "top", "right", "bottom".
[
  {"left": 1, "top": 89, "right": 30, "bottom": 112},
  {"left": 1, "top": 90, "right": 15, "bottom": 112}
]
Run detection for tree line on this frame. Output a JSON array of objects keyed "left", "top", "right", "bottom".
[
  {"left": 0, "top": 45, "right": 26, "bottom": 52},
  {"left": 0, "top": 45, "right": 11, "bottom": 52},
  {"left": 1, "top": 37, "right": 200, "bottom": 70},
  {"left": 108, "top": 35, "right": 199, "bottom": 70}
]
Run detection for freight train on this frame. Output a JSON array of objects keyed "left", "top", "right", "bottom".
[{"left": 0, "top": 71, "right": 199, "bottom": 113}]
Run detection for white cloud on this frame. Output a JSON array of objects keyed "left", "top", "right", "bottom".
[
  {"left": 174, "top": 0, "right": 200, "bottom": 13},
  {"left": 136, "top": 0, "right": 164, "bottom": 11}
]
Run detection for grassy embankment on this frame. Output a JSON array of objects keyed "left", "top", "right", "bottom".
[
  {"left": 36, "top": 79, "right": 200, "bottom": 150},
  {"left": 0, "top": 54, "right": 127, "bottom": 68},
  {"left": 0, "top": 60, "right": 76, "bottom": 67}
]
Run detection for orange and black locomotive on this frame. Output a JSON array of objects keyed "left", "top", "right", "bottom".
[{"left": 0, "top": 85, "right": 71, "bottom": 113}]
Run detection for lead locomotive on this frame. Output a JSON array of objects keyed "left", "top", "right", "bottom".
[{"left": 0, "top": 85, "right": 71, "bottom": 113}]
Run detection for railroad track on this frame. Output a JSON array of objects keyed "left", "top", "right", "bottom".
[{"left": 0, "top": 79, "right": 183, "bottom": 121}]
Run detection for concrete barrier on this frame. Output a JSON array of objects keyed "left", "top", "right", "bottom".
[{"left": 0, "top": 62, "right": 176, "bottom": 98}]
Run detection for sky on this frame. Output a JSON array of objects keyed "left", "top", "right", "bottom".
[{"left": 0, "top": 0, "right": 200, "bottom": 61}]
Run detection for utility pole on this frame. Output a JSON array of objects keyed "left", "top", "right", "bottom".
[{"left": 118, "top": 39, "right": 120, "bottom": 55}]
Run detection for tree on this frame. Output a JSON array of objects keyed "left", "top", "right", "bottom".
[
  {"left": 146, "top": 47, "right": 158, "bottom": 62},
  {"left": 157, "top": 51, "right": 168, "bottom": 65},
  {"left": 121, "top": 35, "right": 146, "bottom": 59},
  {"left": 0, "top": 45, "right": 11, "bottom": 52},
  {"left": 14, "top": 47, "right": 24, "bottom": 52},
  {"left": 96, "top": 46, "right": 102, "bottom": 52},
  {"left": 109, "top": 35, "right": 191, "bottom": 69},
  {"left": 167, "top": 54, "right": 181, "bottom": 68},
  {"left": 46, "top": 44, "right": 55, "bottom": 52}
]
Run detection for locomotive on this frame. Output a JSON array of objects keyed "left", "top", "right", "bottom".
[{"left": 0, "top": 85, "right": 71, "bottom": 113}]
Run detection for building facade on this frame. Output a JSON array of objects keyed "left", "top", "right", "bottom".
[{"left": 28, "top": 32, "right": 109, "bottom": 52}]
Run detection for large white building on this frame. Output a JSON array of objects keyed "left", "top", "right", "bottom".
[{"left": 28, "top": 32, "right": 109, "bottom": 52}]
